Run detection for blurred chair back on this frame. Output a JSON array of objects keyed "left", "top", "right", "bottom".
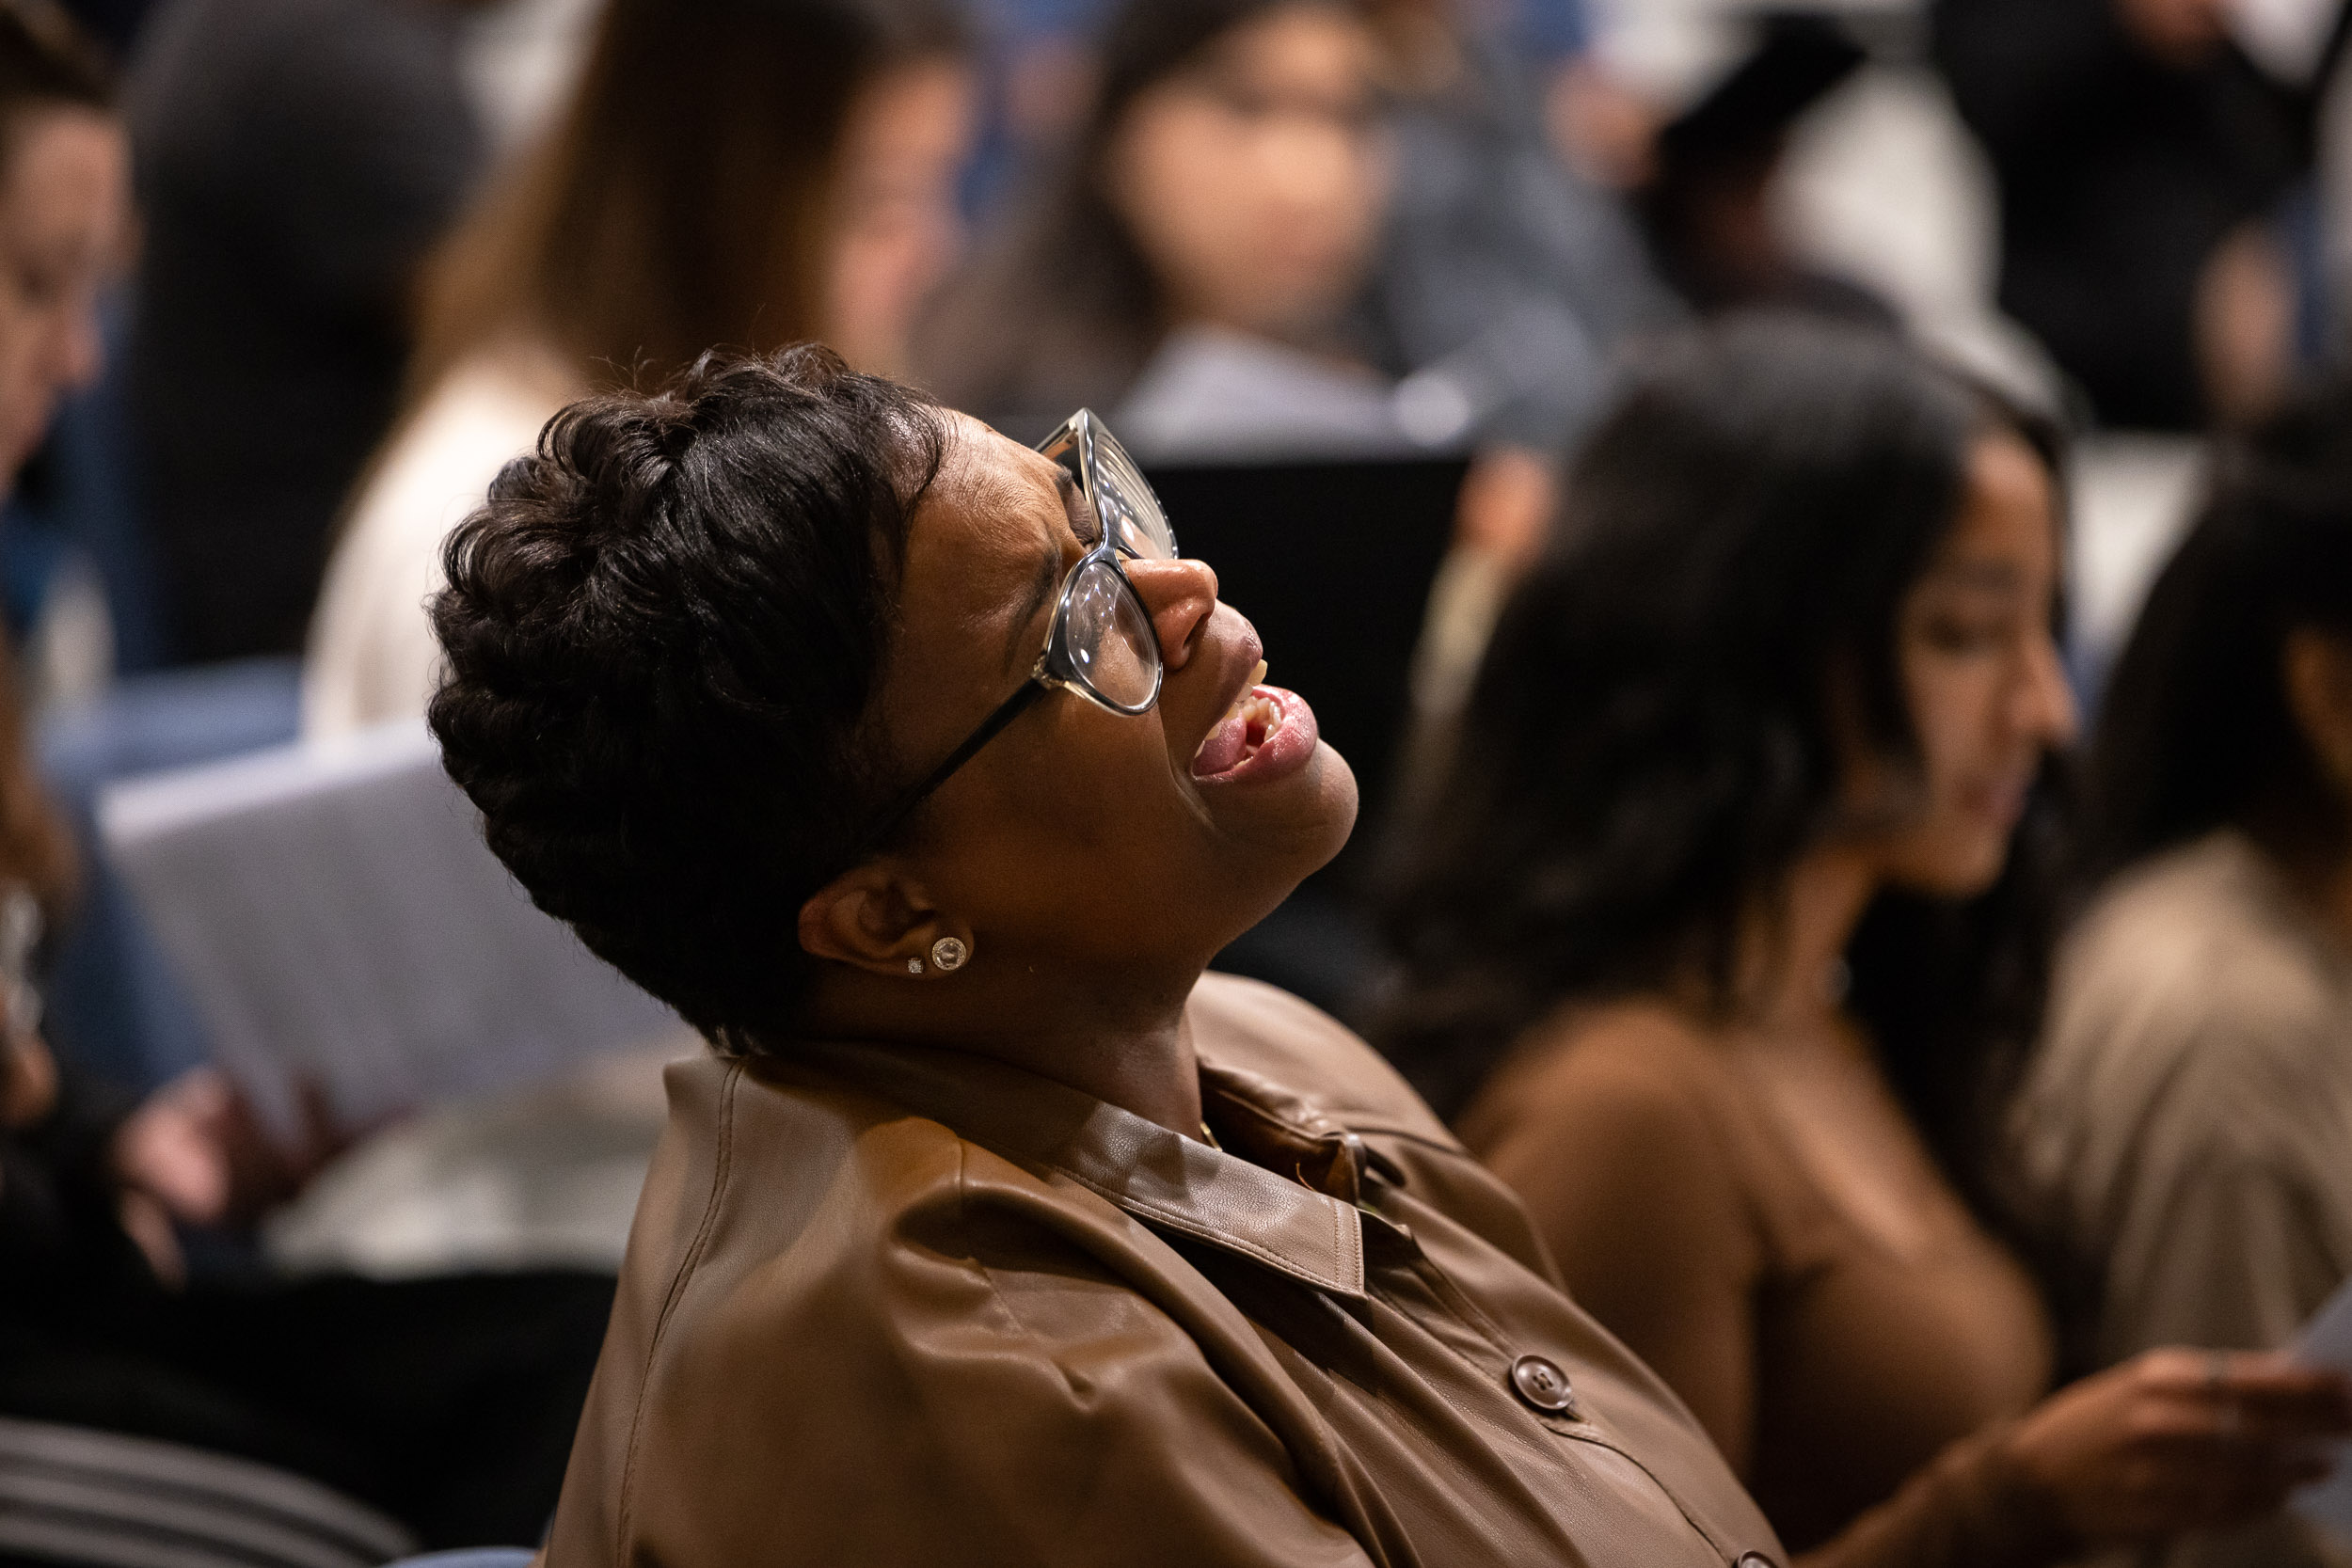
[{"left": 0, "top": 1415, "right": 417, "bottom": 1568}]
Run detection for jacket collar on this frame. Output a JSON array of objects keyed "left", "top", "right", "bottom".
[{"left": 773, "top": 1038, "right": 1371, "bottom": 1300}]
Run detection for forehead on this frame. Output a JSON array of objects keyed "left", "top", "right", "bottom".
[
  {"left": 1203, "top": 3, "right": 1377, "bottom": 79},
  {"left": 934, "top": 411, "right": 1064, "bottom": 527},
  {"left": 898, "top": 414, "right": 1067, "bottom": 628},
  {"left": 1929, "top": 432, "right": 2058, "bottom": 578}
]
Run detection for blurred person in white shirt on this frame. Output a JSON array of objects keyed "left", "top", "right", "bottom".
[{"left": 304, "top": 0, "right": 977, "bottom": 737}]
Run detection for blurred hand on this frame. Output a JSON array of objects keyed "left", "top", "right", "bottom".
[
  {"left": 2004, "top": 1348, "right": 2352, "bottom": 1543},
  {"left": 2113, "top": 0, "right": 2233, "bottom": 66},
  {"left": 1454, "top": 445, "right": 1556, "bottom": 568},
  {"left": 111, "top": 1068, "right": 350, "bottom": 1229},
  {"left": 112, "top": 1068, "right": 235, "bottom": 1226}
]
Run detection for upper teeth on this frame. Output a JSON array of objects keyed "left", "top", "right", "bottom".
[{"left": 1218, "top": 662, "right": 1277, "bottom": 727}]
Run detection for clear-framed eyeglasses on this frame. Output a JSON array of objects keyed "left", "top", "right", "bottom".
[{"left": 861, "top": 408, "right": 1177, "bottom": 851}]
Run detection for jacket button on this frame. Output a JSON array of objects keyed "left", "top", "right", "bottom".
[
  {"left": 1509, "top": 1354, "right": 1577, "bottom": 1414},
  {"left": 1735, "top": 1554, "right": 1778, "bottom": 1568}
]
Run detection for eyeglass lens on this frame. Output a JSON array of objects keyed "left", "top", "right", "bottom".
[
  {"left": 1088, "top": 426, "right": 1177, "bottom": 562},
  {"left": 1063, "top": 557, "right": 1159, "bottom": 709}
]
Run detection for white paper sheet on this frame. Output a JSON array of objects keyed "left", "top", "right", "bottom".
[
  {"left": 2292, "top": 1272, "right": 2352, "bottom": 1540},
  {"left": 99, "top": 720, "right": 679, "bottom": 1134}
]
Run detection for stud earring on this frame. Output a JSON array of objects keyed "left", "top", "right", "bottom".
[
  {"left": 929, "top": 936, "right": 969, "bottom": 973},
  {"left": 905, "top": 957, "right": 924, "bottom": 975}
]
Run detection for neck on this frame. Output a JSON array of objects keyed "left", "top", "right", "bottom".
[
  {"left": 2248, "top": 803, "right": 2352, "bottom": 958},
  {"left": 1740, "top": 844, "right": 1881, "bottom": 1032},
  {"left": 797, "top": 958, "right": 1206, "bottom": 1137}
]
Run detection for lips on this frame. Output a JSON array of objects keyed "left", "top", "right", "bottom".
[
  {"left": 1960, "top": 767, "right": 2039, "bottom": 827},
  {"left": 1190, "top": 661, "right": 1320, "bottom": 785}
]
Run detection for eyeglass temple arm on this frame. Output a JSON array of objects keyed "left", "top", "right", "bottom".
[{"left": 861, "top": 678, "right": 1051, "bottom": 853}]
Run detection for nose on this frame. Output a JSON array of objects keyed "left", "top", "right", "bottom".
[
  {"left": 1125, "top": 557, "right": 1218, "bottom": 672},
  {"left": 2017, "top": 626, "right": 2079, "bottom": 749}
]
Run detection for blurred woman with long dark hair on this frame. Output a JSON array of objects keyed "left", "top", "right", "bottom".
[
  {"left": 1381, "top": 316, "right": 2352, "bottom": 1567},
  {"left": 2019, "top": 378, "right": 2352, "bottom": 1568}
]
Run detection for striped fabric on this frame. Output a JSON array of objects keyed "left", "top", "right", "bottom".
[{"left": 0, "top": 1417, "right": 415, "bottom": 1568}]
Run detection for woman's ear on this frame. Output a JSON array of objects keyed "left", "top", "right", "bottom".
[
  {"left": 2282, "top": 627, "right": 2352, "bottom": 797},
  {"left": 798, "top": 863, "right": 957, "bottom": 976}
]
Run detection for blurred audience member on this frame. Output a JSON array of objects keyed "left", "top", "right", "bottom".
[
  {"left": 303, "top": 0, "right": 974, "bottom": 736},
  {"left": 1381, "top": 316, "right": 2352, "bottom": 1565},
  {"left": 1359, "top": 0, "right": 1675, "bottom": 554},
  {"left": 0, "top": 0, "right": 122, "bottom": 919},
  {"left": 127, "top": 0, "right": 490, "bottom": 663},
  {"left": 2020, "top": 377, "right": 2352, "bottom": 1568},
  {"left": 0, "top": 5, "right": 611, "bottom": 1547},
  {"left": 918, "top": 0, "right": 1391, "bottom": 445},
  {"left": 6, "top": 1003, "right": 615, "bottom": 1548},
  {"left": 926, "top": 0, "right": 1657, "bottom": 558},
  {"left": 1933, "top": 0, "right": 2316, "bottom": 429},
  {"left": 1360, "top": 0, "right": 1674, "bottom": 446},
  {"left": 1637, "top": 13, "right": 1898, "bottom": 325}
]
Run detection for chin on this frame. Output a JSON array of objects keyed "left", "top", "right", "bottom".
[
  {"left": 1208, "top": 741, "right": 1360, "bottom": 925},
  {"left": 1296, "top": 741, "right": 1361, "bottom": 870},
  {"left": 1890, "top": 838, "right": 2010, "bottom": 901}
]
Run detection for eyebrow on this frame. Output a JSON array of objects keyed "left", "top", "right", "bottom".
[{"left": 1001, "top": 472, "right": 1079, "bottom": 673}]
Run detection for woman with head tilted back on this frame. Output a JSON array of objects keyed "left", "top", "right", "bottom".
[
  {"left": 303, "top": 0, "right": 974, "bottom": 737},
  {"left": 428, "top": 346, "right": 1785, "bottom": 1565},
  {"left": 1380, "top": 317, "right": 2352, "bottom": 1568},
  {"left": 2017, "top": 377, "right": 2352, "bottom": 1568}
]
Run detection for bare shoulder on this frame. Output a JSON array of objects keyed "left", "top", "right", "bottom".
[
  {"left": 1463, "top": 1001, "right": 1760, "bottom": 1304},
  {"left": 1467, "top": 999, "right": 1737, "bottom": 1154}
]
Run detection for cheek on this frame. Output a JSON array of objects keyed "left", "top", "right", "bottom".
[
  {"left": 946, "top": 705, "right": 1195, "bottom": 879},
  {"left": 1901, "top": 650, "right": 1996, "bottom": 797},
  {"left": 825, "top": 207, "right": 957, "bottom": 350},
  {"left": 1883, "top": 655, "right": 2017, "bottom": 890},
  {"left": 1120, "top": 111, "right": 1253, "bottom": 279},
  {"left": 0, "top": 286, "right": 35, "bottom": 348},
  {"left": 0, "top": 315, "right": 48, "bottom": 415}
]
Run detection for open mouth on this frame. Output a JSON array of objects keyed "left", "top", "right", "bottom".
[{"left": 1190, "top": 660, "right": 1319, "bottom": 783}]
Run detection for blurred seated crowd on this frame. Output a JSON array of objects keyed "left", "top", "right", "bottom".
[{"left": 0, "top": 0, "right": 2350, "bottom": 1561}]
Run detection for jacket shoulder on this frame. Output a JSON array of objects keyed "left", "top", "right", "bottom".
[
  {"left": 1186, "top": 973, "right": 1454, "bottom": 1144},
  {"left": 555, "top": 1053, "right": 1352, "bottom": 1568}
]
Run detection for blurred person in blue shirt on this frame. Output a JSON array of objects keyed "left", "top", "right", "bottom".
[
  {"left": 918, "top": 0, "right": 1395, "bottom": 444},
  {"left": 927, "top": 0, "right": 1670, "bottom": 561}
]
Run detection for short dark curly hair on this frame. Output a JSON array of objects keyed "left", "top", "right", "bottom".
[{"left": 428, "top": 345, "right": 946, "bottom": 1040}]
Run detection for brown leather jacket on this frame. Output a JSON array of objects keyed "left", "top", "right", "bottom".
[{"left": 544, "top": 974, "right": 1785, "bottom": 1567}]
